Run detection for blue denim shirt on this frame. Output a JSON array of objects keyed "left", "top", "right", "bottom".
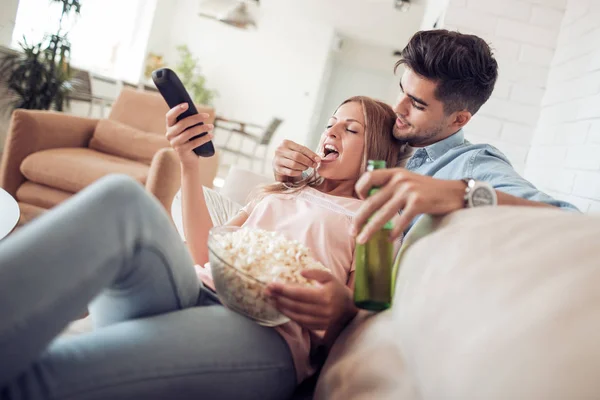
[{"left": 405, "top": 130, "right": 578, "bottom": 211}]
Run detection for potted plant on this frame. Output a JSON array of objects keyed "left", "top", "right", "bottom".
[
  {"left": 0, "top": 0, "right": 82, "bottom": 113},
  {"left": 174, "top": 44, "right": 218, "bottom": 106}
]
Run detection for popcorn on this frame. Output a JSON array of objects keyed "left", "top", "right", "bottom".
[{"left": 208, "top": 228, "right": 329, "bottom": 326}]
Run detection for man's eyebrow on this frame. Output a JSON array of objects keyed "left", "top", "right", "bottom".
[{"left": 400, "top": 81, "right": 429, "bottom": 107}]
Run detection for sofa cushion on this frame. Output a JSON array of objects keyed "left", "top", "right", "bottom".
[
  {"left": 316, "top": 207, "right": 600, "bottom": 399},
  {"left": 20, "top": 148, "right": 149, "bottom": 193},
  {"left": 219, "top": 165, "right": 272, "bottom": 206},
  {"left": 315, "top": 311, "right": 419, "bottom": 400},
  {"left": 89, "top": 119, "right": 169, "bottom": 164},
  {"left": 16, "top": 181, "right": 73, "bottom": 209}
]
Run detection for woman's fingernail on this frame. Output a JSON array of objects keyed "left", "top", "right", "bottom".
[{"left": 180, "top": 103, "right": 188, "bottom": 109}]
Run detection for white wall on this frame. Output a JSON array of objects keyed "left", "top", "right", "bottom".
[
  {"left": 524, "top": 0, "right": 600, "bottom": 212},
  {"left": 444, "top": 0, "right": 566, "bottom": 174},
  {"left": 308, "top": 38, "right": 401, "bottom": 150},
  {"left": 443, "top": 0, "right": 600, "bottom": 212},
  {"left": 0, "top": 0, "right": 18, "bottom": 47},
  {"left": 146, "top": 0, "right": 335, "bottom": 169}
]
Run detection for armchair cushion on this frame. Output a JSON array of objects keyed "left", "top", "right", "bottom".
[
  {"left": 0, "top": 110, "right": 98, "bottom": 196},
  {"left": 89, "top": 119, "right": 169, "bottom": 164},
  {"left": 16, "top": 181, "right": 72, "bottom": 209},
  {"left": 20, "top": 148, "right": 148, "bottom": 193},
  {"left": 17, "top": 202, "right": 46, "bottom": 225}
]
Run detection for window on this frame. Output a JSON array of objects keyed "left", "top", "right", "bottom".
[{"left": 11, "top": 0, "right": 157, "bottom": 83}]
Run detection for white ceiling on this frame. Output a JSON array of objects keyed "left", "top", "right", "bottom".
[
  {"left": 197, "top": 0, "right": 446, "bottom": 51},
  {"left": 261, "top": 0, "right": 429, "bottom": 50}
]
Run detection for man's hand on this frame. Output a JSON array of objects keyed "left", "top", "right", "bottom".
[
  {"left": 265, "top": 269, "right": 357, "bottom": 331},
  {"left": 273, "top": 140, "right": 321, "bottom": 182},
  {"left": 351, "top": 168, "right": 466, "bottom": 244}
]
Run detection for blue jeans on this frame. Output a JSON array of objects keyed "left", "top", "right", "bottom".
[{"left": 0, "top": 175, "right": 296, "bottom": 399}]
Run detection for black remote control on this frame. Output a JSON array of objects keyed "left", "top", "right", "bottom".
[{"left": 151, "top": 68, "right": 215, "bottom": 157}]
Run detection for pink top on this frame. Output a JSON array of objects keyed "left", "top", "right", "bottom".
[{"left": 196, "top": 186, "right": 363, "bottom": 383}]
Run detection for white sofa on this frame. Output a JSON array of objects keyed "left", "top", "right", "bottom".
[{"left": 315, "top": 207, "right": 600, "bottom": 399}]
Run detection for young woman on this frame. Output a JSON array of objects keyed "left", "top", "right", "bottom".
[{"left": 0, "top": 96, "right": 406, "bottom": 399}]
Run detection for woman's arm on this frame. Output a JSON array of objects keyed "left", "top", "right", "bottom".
[
  {"left": 224, "top": 209, "right": 250, "bottom": 227},
  {"left": 182, "top": 169, "right": 252, "bottom": 266},
  {"left": 165, "top": 104, "right": 216, "bottom": 266},
  {"left": 180, "top": 164, "right": 213, "bottom": 266}
]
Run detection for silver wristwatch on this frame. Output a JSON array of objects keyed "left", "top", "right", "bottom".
[{"left": 462, "top": 179, "right": 497, "bottom": 208}]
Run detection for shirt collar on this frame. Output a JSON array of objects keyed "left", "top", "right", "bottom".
[{"left": 423, "top": 129, "right": 465, "bottom": 161}]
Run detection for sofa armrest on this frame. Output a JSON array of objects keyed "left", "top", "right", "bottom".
[
  {"left": 0, "top": 110, "right": 99, "bottom": 195},
  {"left": 145, "top": 148, "right": 181, "bottom": 214}
]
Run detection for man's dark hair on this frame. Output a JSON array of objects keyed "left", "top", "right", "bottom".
[{"left": 395, "top": 29, "right": 498, "bottom": 115}]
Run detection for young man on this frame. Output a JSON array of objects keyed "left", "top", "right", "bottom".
[{"left": 272, "top": 29, "right": 577, "bottom": 244}]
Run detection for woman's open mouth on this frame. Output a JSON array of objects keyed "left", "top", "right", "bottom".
[{"left": 321, "top": 144, "right": 340, "bottom": 163}]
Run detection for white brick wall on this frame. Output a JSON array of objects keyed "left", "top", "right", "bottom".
[
  {"left": 445, "top": 0, "right": 600, "bottom": 212},
  {"left": 444, "top": 0, "right": 564, "bottom": 175},
  {"left": 524, "top": 0, "right": 600, "bottom": 213}
]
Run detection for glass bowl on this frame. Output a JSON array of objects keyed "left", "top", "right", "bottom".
[{"left": 207, "top": 226, "right": 290, "bottom": 327}]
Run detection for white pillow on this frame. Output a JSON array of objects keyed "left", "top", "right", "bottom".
[{"left": 171, "top": 187, "right": 242, "bottom": 241}]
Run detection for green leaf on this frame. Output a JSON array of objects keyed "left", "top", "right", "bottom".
[{"left": 173, "top": 44, "right": 217, "bottom": 106}]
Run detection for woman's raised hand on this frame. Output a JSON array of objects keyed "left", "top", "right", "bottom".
[{"left": 165, "top": 103, "right": 214, "bottom": 168}]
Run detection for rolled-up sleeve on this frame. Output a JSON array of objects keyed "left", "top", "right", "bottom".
[{"left": 469, "top": 149, "right": 579, "bottom": 211}]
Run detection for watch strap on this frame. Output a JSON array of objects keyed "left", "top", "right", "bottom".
[{"left": 462, "top": 178, "right": 476, "bottom": 208}]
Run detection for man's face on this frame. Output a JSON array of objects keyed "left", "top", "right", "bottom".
[{"left": 393, "top": 68, "right": 458, "bottom": 147}]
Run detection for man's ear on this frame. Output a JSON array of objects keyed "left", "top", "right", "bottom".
[{"left": 451, "top": 110, "right": 472, "bottom": 130}]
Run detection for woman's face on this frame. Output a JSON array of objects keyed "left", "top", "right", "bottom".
[{"left": 317, "top": 101, "right": 365, "bottom": 181}]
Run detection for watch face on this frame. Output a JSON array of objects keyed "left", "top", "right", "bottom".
[{"left": 472, "top": 186, "right": 495, "bottom": 206}]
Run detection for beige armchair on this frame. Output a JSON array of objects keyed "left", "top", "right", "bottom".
[{"left": 0, "top": 88, "right": 218, "bottom": 226}]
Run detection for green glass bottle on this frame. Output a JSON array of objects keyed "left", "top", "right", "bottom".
[{"left": 354, "top": 160, "right": 394, "bottom": 311}]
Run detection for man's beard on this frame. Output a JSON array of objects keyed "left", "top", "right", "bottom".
[{"left": 393, "top": 124, "right": 444, "bottom": 147}]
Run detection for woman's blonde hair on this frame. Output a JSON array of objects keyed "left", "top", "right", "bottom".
[{"left": 261, "top": 96, "right": 410, "bottom": 197}]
